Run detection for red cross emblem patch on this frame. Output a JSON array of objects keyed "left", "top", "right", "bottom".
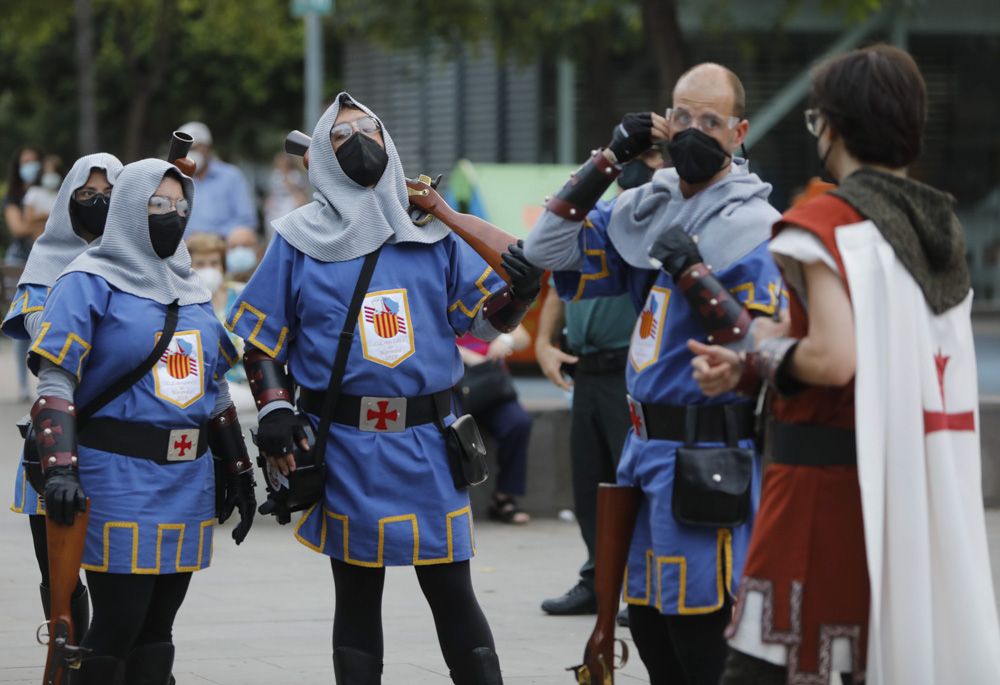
[
  {"left": 167, "top": 429, "right": 200, "bottom": 461},
  {"left": 359, "top": 396, "right": 407, "bottom": 433}
]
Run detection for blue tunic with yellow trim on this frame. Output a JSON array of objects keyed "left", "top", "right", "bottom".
[
  {"left": 554, "top": 199, "right": 783, "bottom": 616},
  {"left": 5, "top": 283, "right": 51, "bottom": 516},
  {"left": 31, "top": 271, "right": 236, "bottom": 574},
  {"left": 227, "top": 233, "right": 504, "bottom": 567}
]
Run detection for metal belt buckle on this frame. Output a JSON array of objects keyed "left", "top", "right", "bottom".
[
  {"left": 359, "top": 396, "right": 407, "bottom": 433},
  {"left": 626, "top": 394, "right": 648, "bottom": 441},
  {"left": 166, "top": 428, "right": 200, "bottom": 461}
]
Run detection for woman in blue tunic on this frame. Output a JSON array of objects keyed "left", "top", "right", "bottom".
[
  {"left": 228, "top": 93, "right": 541, "bottom": 684},
  {"left": 29, "top": 159, "right": 256, "bottom": 684},
  {"left": 2, "top": 152, "right": 122, "bottom": 633}
]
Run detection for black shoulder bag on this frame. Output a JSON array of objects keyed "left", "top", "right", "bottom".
[
  {"left": 672, "top": 405, "right": 754, "bottom": 528},
  {"left": 257, "top": 248, "right": 381, "bottom": 524},
  {"left": 21, "top": 301, "right": 181, "bottom": 492}
]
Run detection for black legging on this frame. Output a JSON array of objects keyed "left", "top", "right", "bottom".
[
  {"left": 331, "top": 559, "right": 495, "bottom": 669},
  {"left": 628, "top": 602, "right": 731, "bottom": 685},
  {"left": 29, "top": 514, "right": 85, "bottom": 596},
  {"left": 82, "top": 570, "right": 192, "bottom": 659}
]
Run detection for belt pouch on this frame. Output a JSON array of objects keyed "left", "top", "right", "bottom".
[
  {"left": 433, "top": 392, "right": 489, "bottom": 489},
  {"left": 671, "top": 405, "right": 753, "bottom": 528}
]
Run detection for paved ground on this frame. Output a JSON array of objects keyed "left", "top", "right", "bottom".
[{"left": 1, "top": 341, "right": 1000, "bottom": 683}]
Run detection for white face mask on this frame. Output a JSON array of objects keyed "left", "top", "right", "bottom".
[
  {"left": 194, "top": 266, "right": 224, "bottom": 293},
  {"left": 188, "top": 150, "right": 206, "bottom": 173},
  {"left": 41, "top": 172, "right": 62, "bottom": 190}
]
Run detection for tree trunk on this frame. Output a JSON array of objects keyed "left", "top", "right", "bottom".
[
  {"left": 642, "top": 0, "right": 688, "bottom": 110},
  {"left": 75, "top": 0, "right": 98, "bottom": 154},
  {"left": 123, "top": 0, "right": 176, "bottom": 160}
]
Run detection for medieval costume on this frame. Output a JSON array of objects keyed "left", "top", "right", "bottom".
[
  {"left": 228, "top": 93, "right": 538, "bottom": 684},
  {"left": 29, "top": 158, "right": 255, "bottom": 683},
  {"left": 725, "top": 171, "right": 1000, "bottom": 684}
]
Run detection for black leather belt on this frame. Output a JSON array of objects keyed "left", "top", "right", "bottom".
[
  {"left": 575, "top": 348, "right": 628, "bottom": 374},
  {"left": 766, "top": 421, "right": 857, "bottom": 466},
  {"left": 627, "top": 397, "right": 756, "bottom": 443},
  {"left": 79, "top": 418, "right": 208, "bottom": 464},
  {"left": 299, "top": 388, "right": 451, "bottom": 433}
]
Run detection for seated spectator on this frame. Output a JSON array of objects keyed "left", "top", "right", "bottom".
[{"left": 456, "top": 325, "right": 533, "bottom": 524}]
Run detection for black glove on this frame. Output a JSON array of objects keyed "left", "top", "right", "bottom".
[
  {"left": 607, "top": 112, "right": 654, "bottom": 164},
  {"left": 44, "top": 467, "right": 86, "bottom": 526},
  {"left": 219, "top": 470, "right": 256, "bottom": 545},
  {"left": 501, "top": 240, "right": 543, "bottom": 301},
  {"left": 254, "top": 408, "right": 307, "bottom": 458},
  {"left": 649, "top": 227, "right": 703, "bottom": 280}
]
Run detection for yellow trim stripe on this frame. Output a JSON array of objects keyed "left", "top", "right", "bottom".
[
  {"left": 448, "top": 267, "right": 493, "bottom": 318},
  {"left": 226, "top": 301, "right": 288, "bottom": 358},
  {"left": 572, "top": 248, "right": 611, "bottom": 302},
  {"left": 294, "top": 504, "right": 475, "bottom": 567},
  {"left": 623, "top": 529, "right": 733, "bottom": 615},
  {"left": 81, "top": 519, "right": 214, "bottom": 574},
  {"left": 29, "top": 322, "right": 92, "bottom": 379}
]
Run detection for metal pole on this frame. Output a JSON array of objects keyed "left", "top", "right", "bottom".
[
  {"left": 744, "top": 11, "right": 887, "bottom": 150},
  {"left": 304, "top": 12, "right": 324, "bottom": 132},
  {"left": 556, "top": 57, "right": 576, "bottom": 164}
]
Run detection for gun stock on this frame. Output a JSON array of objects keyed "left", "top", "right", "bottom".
[
  {"left": 570, "top": 485, "right": 641, "bottom": 684},
  {"left": 40, "top": 503, "right": 90, "bottom": 685},
  {"left": 405, "top": 175, "right": 516, "bottom": 283}
]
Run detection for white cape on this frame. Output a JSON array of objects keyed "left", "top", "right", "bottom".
[{"left": 838, "top": 220, "right": 1000, "bottom": 685}]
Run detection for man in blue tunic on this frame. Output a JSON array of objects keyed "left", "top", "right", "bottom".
[
  {"left": 525, "top": 63, "right": 782, "bottom": 685},
  {"left": 228, "top": 93, "right": 541, "bottom": 684}
]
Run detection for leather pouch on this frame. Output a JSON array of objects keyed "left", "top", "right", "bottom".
[{"left": 445, "top": 414, "right": 489, "bottom": 489}]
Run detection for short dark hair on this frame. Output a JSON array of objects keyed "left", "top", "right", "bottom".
[{"left": 810, "top": 44, "right": 926, "bottom": 168}]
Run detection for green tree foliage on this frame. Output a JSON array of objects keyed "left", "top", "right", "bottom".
[{"left": 0, "top": 0, "right": 311, "bottom": 166}]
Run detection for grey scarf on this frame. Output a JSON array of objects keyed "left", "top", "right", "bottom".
[
  {"left": 833, "top": 169, "right": 970, "bottom": 314},
  {"left": 18, "top": 153, "right": 123, "bottom": 289},
  {"left": 608, "top": 159, "right": 780, "bottom": 271},
  {"left": 63, "top": 159, "right": 210, "bottom": 306},
  {"left": 271, "top": 92, "right": 449, "bottom": 262}
]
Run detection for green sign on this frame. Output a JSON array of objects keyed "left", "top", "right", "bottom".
[{"left": 291, "top": 0, "right": 333, "bottom": 17}]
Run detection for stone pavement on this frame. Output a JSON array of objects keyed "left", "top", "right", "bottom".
[{"left": 1, "top": 340, "right": 1000, "bottom": 684}]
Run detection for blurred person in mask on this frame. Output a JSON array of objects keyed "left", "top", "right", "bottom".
[
  {"left": 224, "top": 225, "right": 261, "bottom": 282},
  {"left": 264, "top": 151, "right": 308, "bottom": 240},
  {"left": 23, "top": 154, "right": 65, "bottom": 221},
  {"left": 176, "top": 120, "right": 258, "bottom": 239},
  {"left": 525, "top": 63, "right": 783, "bottom": 684},
  {"left": 2, "top": 152, "right": 122, "bottom": 645},
  {"left": 537, "top": 148, "right": 663, "bottom": 618}
]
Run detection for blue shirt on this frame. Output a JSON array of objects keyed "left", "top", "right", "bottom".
[{"left": 185, "top": 159, "right": 258, "bottom": 237}]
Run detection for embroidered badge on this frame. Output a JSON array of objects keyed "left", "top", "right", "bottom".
[
  {"left": 359, "top": 289, "right": 415, "bottom": 368},
  {"left": 153, "top": 330, "right": 205, "bottom": 408},
  {"left": 629, "top": 286, "right": 670, "bottom": 372}
]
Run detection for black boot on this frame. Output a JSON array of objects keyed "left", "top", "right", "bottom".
[
  {"left": 71, "top": 583, "right": 91, "bottom": 638},
  {"left": 449, "top": 647, "right": 503, "bottom": 685},
  {"left": 332, "top": 646, "right": 382, "bottom": 684},
  {"left": 39, "top": 583, "right": 51, "bottom": 620},
  {"left": 79, "top": 655, "right": 125, "bottom": 685},
  {"left": 124, "top": 642, "right": 175, "bottom": 685}
]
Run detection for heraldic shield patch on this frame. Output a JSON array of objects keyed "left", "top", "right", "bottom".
[
  {"left": 153, "top": 330, "right": 205, "bottom": 408},
  {"left": 629, "top": 286, "right": 670, "bottom": 372},
  {"left": 359, "top": 288, "right": 415, "bottom": 368}
]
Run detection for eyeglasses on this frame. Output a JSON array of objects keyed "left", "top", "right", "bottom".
[
  {"left": 665, "top": 107, "right": 740, "bottom": 133},
  {"left": 804, "top": 108, "right": 823, "bottom": 137},
  {"left": 148, "top": 195, "right": 190, "bottom": 217},
  {"left": 330, "top": 116, "right": 382, "bottom": 146},
  {"left": 73, "top": 188, "right": 111, "bottom": 203}
]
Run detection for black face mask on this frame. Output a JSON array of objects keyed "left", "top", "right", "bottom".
[
  {"left": 667, "top": 128, "right": 731, "bottom": 184},
  {"left": 69, "top": 195, "right": 110, "bottom": 240},
  {"left": 336, "top": 133, "right": 388, "bottom": 187},
  {"left": 617, "top": 160, "right": 656, "bottom": 190},
  {"left": 816, "top": 123, "right": 837, "bottom": 185},
  {"left": 148, "top": 211, "right": 187, "bottom": 259}
]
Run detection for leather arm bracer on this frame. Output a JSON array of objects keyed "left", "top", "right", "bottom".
[
  {"left": 31, "top": 396, "right": 78, "bottom": 473},
  {"left": 742, "top": 336, "right": 804, "bottom": 397},
  {"left": 676, "top": 263, "right": 753, "bottom": 345},
  {"left": 244, "top": 347, "right": 294, "bottom": 410},
  {"left": 481, "top": 286, "right": 534, "bottom": 334},
  {"left": 544, "top": 150, "right": 621, "bottom": 221},
  {"left": 208, "top": 404, "right": 253, "bottom": 476}
]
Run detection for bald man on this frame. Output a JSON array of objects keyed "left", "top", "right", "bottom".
[{"left": 525, "top": 63, "right": 782, "bottom": 684}]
